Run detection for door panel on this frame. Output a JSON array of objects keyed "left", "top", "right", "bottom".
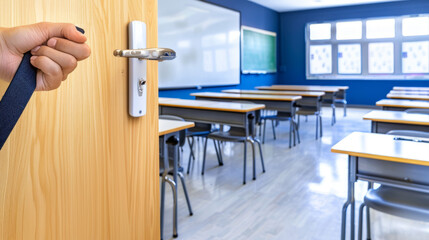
[{"left": 0, "top": 0, "right": 159, "bottom": 239}]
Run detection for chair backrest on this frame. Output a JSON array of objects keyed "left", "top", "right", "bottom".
[
  {"left": 159, "top": 115, "right": 186, "bottom": 147},
  {"left": 405, "top": 108, "right": 429, "bottom": 115},
  {"left": 386, "top": 130, "right": 429, "bottom": 139}
]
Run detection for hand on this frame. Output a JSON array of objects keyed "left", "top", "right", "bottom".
[{"left": 0, "top": 22, "right": 90, "bottom": 91}]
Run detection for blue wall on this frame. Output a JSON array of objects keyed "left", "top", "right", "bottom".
[
  {"left": 159, "top": 0, "right": 280, "bottom": 99},
  {"left": 279, "top": 0, "right": 429, "bottom": 105}
]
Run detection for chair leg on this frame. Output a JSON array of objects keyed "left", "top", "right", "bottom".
[
  {"left": 294, "top": 121, "right": 300, "bottom": 144},
  {"left": 187, "top": 137, "right": 195, "bottom": 174},
  {"left": 289, "top": 119, "right": 292, "bottom": 148},
  {"left": 160, "top": 179, "right": 166, "bottom": 240},
  {"left": 243, "top": 141, "right": 247, "bottom": 185},
  {"left": 344, "top": 100, "right": 347, "bottom": 117},
  {"left": 290, "top": 118, "right": 296, "bottom": 147},
  {"left": 316, "top": 114, "right": 319, "bottom": 140},
  {"left": 248, "top": 139, "right": 256, "bottom": 180},
  {"left": 331, "top": 103, "right": 336, "bottom": 126},
  {"left": 305, "top": 115, "right": 308, "bottom": 122},
  {"left": 358, "top": 202, "right": 366, "bottom": 240},
  {"left": 213, "top": 140, "right": 223, "bottom": 166},
  {"left": 320, "top": 115, "right": 323, "bottom": 137},
  {"left": 254, "top": 138, "right": 265, "bottom": 173},
  {"left": 262, "top": 118, "right": 267, "bottom": 144},
  {"left": 165, "top": 176, "right": 178, "bottom": 238},
  {"left": 201, "top": 137, "right": 209, "bottom": 175},
  {"left": 178, "top": 172, "right": 193, "bottom": 216},
  {"left": 271, "top": 120, "right": 276, "bottom": 140}
]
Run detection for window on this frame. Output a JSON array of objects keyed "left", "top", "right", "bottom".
[
  {"left": 336, "top": 21, "right": 362, "bottom": 40},
  {"left": 402, "top": 41, "right": 429, "bottom": 73},
  {"left": 309, "top": 23, "right": 331, "bottom": 40},
  {"left": 368, "top": 42, "right": 394, "bottom": 74},
  {"left": 338, "top": 44, "right": 361, "bottom": 74},
  {"left": 402, "top": 16, "right": 429, "bottom": 36},
  {"left": 366, "top": 19, "right": 395, "bottom": 39},
  {"left": 309, "top": 45, "right": 332, "bottom": 74},
  {"left": 306, "top": 14, "right": 429, "bottom": 80}
]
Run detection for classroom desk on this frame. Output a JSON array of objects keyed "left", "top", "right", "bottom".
[
  {"left": 363, "top": 110, "right": 429, "bottom": 133},
  {"left": 393, "top": 86, "right": 429, "bottom": 91},
  {"left": 389, "top": 90, "right": 429, "bottom": 95},
  {"left": 159, "top": 98, "right": 266, "bottom": 182},
  {"left": 387, "top": 93, "right": 429, "bottom": 101},
  {"left": 189, "top": 92, "right": 301, "bottom": 147},
  {"left": 159, "top": 97, "right": 265, "bottom": 146},
  {"left": 376, "top": 99, "right": 429, "bottom": 111},
  {"left": 159, "top": 119, "right": 195, "bottom": 239},
  {"left": 221, "top": 89, "right": 324, "bottom": 107},
  {"left": 332, "top": 132, "right": 429, "bottom": 240},
  {"left": 256, "top": 85, "right": 346, "bottom": 125}
]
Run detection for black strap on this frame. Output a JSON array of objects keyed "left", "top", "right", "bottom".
[
  {"left": 0, "top": 26, "right": 84, "bottom": 149},
  {"left": 0, "top": 52, "right": 36, "bottom": 149}
]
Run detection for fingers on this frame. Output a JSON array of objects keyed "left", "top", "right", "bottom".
[
  {"left": 35, "top": 22, "right": 87, "bottom": 44},
  {"left": 31, "top": 45, "right": 77, "bottom": 78},
  {"left": 30, "top": 55, "right": 63, "bottom": 91},
  {"left": 46, "top": 37, "right": 91, "bottom": 60},
  {"left": 3, "top": 22, "right": 87, "bottom": 54}
]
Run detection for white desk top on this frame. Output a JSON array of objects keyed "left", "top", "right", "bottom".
[
  {"left": 331, "top": 132, "right": 429, "bottom": 166},
  {"left": 159, "top": 97, "right": 265, "bottom": 113},
  {"left": 363, "top": 110, "right": 429, "bottom": 126},
  {"left": 376, "top": 99, "right": 429, "bottom": 109},
  {"left": 159, "top": 119, "right": 194, "bottom": 136},
  {"left": 190, "top": 92, "right": 302, "bottom": 101},
  {"left": 222, "top": 89, "right": 325, "bottom": 97}
]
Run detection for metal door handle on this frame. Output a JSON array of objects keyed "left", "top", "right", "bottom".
[{"left": 113, "top": 48, "right": 176, "bottom": 61}]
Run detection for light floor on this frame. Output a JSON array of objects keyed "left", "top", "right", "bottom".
[{"left": 162, "top": 107, "right": 429, "bottom": 240}]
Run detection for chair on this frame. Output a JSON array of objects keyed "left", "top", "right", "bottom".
[
  {"left": 335, "top": 89, "right": 347, "bottom": 117},
  {"left": 296, "top": 97, "right": 323, "bottom": 140},
  {"left": 260, "top": 110, "right": 300, "bottom": 148},
  {"left": 159, "top": 115, "right": 193, "bottom": 239},
  {"left": 358, "top": 130, "right": 429, "bottom": 240},
  {"left": 201, "top": 101, "right": 265, "bottom": 184},
  {"left": 321, "top": 93, "right": 336, "bottom": 125},
  {"left": 186, "top": 123, "right": 223, "bottom": 174},
  {"left": 405, "top": 108, "right": 429, "bottom": 115},
  {"left": 296, "top": 107, "right": 322, "bottom": 140}
]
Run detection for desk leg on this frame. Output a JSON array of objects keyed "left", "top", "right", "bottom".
[
  {"left": 341, "top": 155, "right": 356, "bottom": 240},
  {"left": 331, "top": 102, "right": 336, "bottom": 126},
  {"left": 171, "top": 136, "right": 179, "bottom": 238}
]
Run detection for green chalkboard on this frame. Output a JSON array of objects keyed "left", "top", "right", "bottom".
[{"left": 241, "top": 26, "right": 277, "bottom": 74}]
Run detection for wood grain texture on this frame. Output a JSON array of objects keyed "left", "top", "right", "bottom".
[
  {"left": 0, "top": 0, "right": 159, "bottom": 239},
  {"left": 159, "top": 97, "right": 265, "bottom": 112}
]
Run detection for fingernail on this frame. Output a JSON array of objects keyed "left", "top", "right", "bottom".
[
  {"left": 30, "top": 56, "right": 38, "bottom": 61},
  {"left": 47, "top": 38, "right": 57, "bottom": 48},
  {"left": 31, "top": 46, "right": 40, "bottom": 53}
]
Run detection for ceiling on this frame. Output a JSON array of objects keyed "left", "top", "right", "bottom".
[{"left": 248, "top": 0, "right": 403, "bottom": 12}]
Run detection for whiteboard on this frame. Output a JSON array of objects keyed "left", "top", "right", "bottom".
[{"left": 158, "top": 0, "right": 241, "bottom": 89}]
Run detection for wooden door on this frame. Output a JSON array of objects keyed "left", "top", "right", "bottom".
[{"left": 0, "top": 0, "right": 159, "bottom": 239}]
